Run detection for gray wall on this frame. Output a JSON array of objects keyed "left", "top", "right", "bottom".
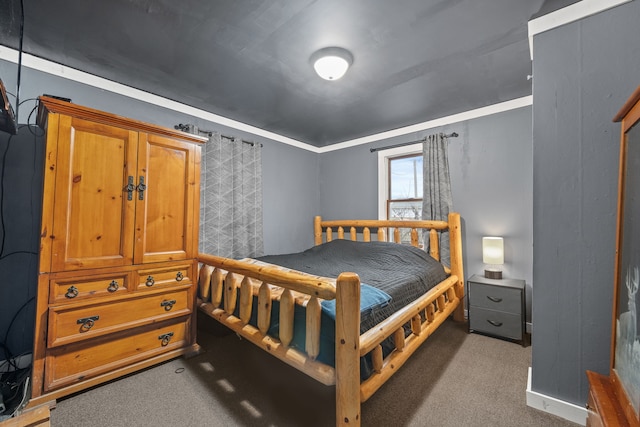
[
  {"left": 0, "top": 59, "right": 318, "bottom": 357},
  {"left": 262, "top": 142, "right": 320, "bottom": 254},
  {"left": 319, "top": 107, "right": 534, "bottom": 322},
  {"left": 531, "top": 1, "right": 640, "bottom": 405}
]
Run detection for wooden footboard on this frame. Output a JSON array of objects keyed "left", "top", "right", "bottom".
[{"left": 197, "top": 212, "right": 464, "bottom": 426}]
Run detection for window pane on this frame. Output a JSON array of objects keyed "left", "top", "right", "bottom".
[
  {"left": 388, "top": 200, "right": 424, "bottom": 246},
  {"left": 390, "top": 155, "right": 422, "bottom": 199},
  {"left": 389, "top": 200, "right": 422, "bottom": 220}
]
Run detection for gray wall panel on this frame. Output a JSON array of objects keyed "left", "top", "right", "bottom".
[
  {"left": 531, "top": 0, "right": 640, "bottom": 405},
  {"left": 318, "top": 144, "right": 378, "bottom": 221},
  {"left": 262, "top": 142, "right": 320, "bottom": 254}
]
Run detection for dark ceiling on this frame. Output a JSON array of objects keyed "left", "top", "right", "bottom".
[{"left": 0, "top": 0, "right": 579, "bottom": 146}]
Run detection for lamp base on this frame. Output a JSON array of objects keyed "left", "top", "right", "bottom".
[{"left": 484, "top": 269, "right": 502, "bottom": 280}]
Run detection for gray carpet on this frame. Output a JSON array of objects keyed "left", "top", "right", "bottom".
[{"left": 49, "top": 313, "right": 578, "bottom": 426}]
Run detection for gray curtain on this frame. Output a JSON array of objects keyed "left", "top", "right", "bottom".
[
  {"left": 200, "top": 133, "right": 264, "bottom": 258},
  {"left": 422, "top": 133, "right": 453, "bottom": 266}
]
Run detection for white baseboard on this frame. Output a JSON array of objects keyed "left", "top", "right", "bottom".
[
  {"left": 0, "top": 354, "right": 32, "bottom": 373},
  {"left": 526, "top": 367, "right": 588, "bottom": 426}
]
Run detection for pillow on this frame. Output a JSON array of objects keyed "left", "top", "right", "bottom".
[{"left": 320, "top": 284, "right": 392, "bottom": 319}]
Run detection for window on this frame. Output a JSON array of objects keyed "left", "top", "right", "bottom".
[
  {"left": 388, "top": 154, "right": 423, "bottom": 220},
  {"left": 376, "top": 142, "right": 422, "bottom": 220},
  {"left": 377, "top": 145, "right": 424, "bottom": 246}
]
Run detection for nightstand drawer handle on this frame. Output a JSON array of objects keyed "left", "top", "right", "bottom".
[
  {"left": 486, "top": 296, "right": 503, "bottom": 303},
  {"left": 159, "top": 332, "right": 174, "bottom": 346},
  {"left": 176, "top": 271, "right": 183, "bottom": 282},
  {"left": 487, "top": 319, "right": 503, "bottom": 327},
  {"left": 77, "top": 315, "right": 100, "bottom": 332},
  {"left": 160, "top": 299, "right": 177, "bottom": 311},
  {"left": 145, "top": 275, "right": 155, "bottom": 287}
]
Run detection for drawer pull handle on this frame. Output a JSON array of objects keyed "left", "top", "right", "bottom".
[
  {"left": 159, "top": 332, "right": 174, "bottom": 346},
  {"left": 65, "top": 286, "right": 79, "bottom": 299},
  {"left": 161, "top": 299, "right": 177, "bottom": 311},
  {"left": 145, "top": 275, "right": 155, "bottom": 287},
  {"left": 107, "top": 280, "right": 119, "bottom": 292},
  {"left": 176, "top": 271, "right": 183, "bottom": 282},
  {"left": 77, "top": 315, "right": 100, "bottom": 332},
  {"left": 487, "top": 319, "right": 503, "bottom": 327},
  {"left": 486, "top": 296, "right": 503, "bottom": 303}
]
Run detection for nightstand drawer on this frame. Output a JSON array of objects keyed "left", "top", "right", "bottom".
[
  {"left": 468, "top": 282, "right": 522, "bottom": 314},
  {"left": 469, "top": 307, "right": 522, "bottom": 340}
]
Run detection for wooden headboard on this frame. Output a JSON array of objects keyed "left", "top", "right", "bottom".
[{"left": 313, "top": 216, "right": 451, "bottom": 263}]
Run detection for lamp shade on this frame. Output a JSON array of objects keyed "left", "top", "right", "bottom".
[
  {"left": 310, "top": 47, "right": 353, "bottom": 81},
  {"left": 482, "top": 237, "right": 504, "bottom": 265}
]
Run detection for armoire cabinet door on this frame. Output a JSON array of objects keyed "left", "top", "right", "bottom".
[
  {"left": 134, "top": 133, "right": 197, "bottom": 264},
  {"left": 50, "top": 116, "right": 138, "bottom": 272}
]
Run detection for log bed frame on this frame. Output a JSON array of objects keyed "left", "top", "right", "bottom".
[{"left": 196, "top": 212, "right": 464, "bottom": 426}]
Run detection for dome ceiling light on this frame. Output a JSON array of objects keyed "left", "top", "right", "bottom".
[{"left": 310, "top": 47, "right": 353, "bottom": 81}]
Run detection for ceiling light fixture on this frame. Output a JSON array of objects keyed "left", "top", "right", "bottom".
[{"left": 310, "top": 47, "right": 353, "bottom": 81}]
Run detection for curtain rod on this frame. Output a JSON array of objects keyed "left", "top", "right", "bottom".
[
  {"left": 174, "top": 123, "right": 262, "bottom": 147},
  {"left": 369, "top": 132, "right": 458, "bottom": 153}
]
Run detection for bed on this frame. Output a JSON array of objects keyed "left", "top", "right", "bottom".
[{"left": 196, "top": 213, "right": 464, "bottom": 426}]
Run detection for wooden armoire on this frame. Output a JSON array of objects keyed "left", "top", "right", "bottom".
[{"left": 28, "top": 97, "right": 206, "bottom": 406}]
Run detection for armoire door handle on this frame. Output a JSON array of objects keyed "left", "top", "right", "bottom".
[
  {"left": 125, "top": 176, "right": 135, "bottom": 201},
  {"left": 137, "top": 176, "right": 146, "bottom": 200}
]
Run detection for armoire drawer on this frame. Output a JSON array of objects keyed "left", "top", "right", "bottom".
[
  {"left": 49, "top": 271, "right": 130, "bottom": 304},
  {"left": 44, "top": 319, "right": 189, "bottom": 392},
  {"left": 135, "top": 264, "right": 193, "bottom": 291},
  {"left": 47, "top": 287, "right": 191, "bottom": 348}
]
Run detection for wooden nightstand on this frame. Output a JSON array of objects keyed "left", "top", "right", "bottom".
[{"left": 467, "top": 274, "right": 526, "bottom": 346}]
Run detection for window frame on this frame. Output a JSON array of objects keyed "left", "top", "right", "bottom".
[{"left": 377, "top": 143, "right": 423, "bottom": 220}]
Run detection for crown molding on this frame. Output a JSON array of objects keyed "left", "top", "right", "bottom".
[
  {"left": 1, "top": 46, "right": 531, "bottom": 154},
  {"left": 0, "top": 46, "right": 319, "bottom": 152},
  {"left": 319, "top": 96, "right": 532, "bottom": 153}
]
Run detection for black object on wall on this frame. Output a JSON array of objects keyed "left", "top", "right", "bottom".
[
  {"left": 0, "top": 80, "right": 17, "bottom": 135},
  {"left": 0, "top": 122, "right": 44, "bottom": 368}
]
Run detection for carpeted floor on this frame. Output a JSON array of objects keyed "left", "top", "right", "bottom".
[{"left": 49, "top": 314, "right": 579, "bottom": 426}]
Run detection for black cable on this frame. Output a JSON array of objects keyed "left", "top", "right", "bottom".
[
  {"left": 18, "top": 97, "right": 37, "bottom": 107},
  {"left": 0, "top": 134, "right": 13, "bottom": 258},
  {"left": 1, "top": 296, "right": 35, "bottom": 370},
  {"left": 23, "top": 103, "right": 42, "bottom": 137},
  {"left": 4, "top": 297, "right": 35, "bottom": 346},
  {"left": 0, "top": 342, "right": 16, "bottom": 371},
  {"left": 0, "top": 250, "right": 37, "bottom": 261},
  {"left": 14, "top": 0, "right": 25, "bottom": 124}
]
